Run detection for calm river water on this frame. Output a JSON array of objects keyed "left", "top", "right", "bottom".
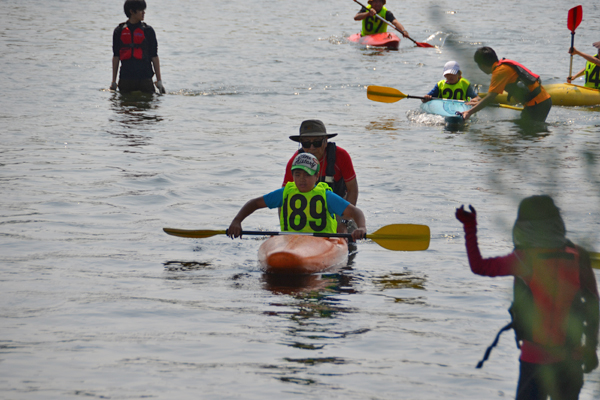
[{"left": 1, "top": 0, "right": 600, "bottom": 399}]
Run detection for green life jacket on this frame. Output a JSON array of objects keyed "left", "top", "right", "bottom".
[
  {"left": 584, "top": 54, "right": 600, "bottom": 89},
  {"left": 361, "top": 5, "right": 389, "bottom": 36},
  {"left": 280, "top": 182, "right": 337, "bottom": 234},
  {"left": 436, "top": 78, "right": 472, "bottom": 101}
]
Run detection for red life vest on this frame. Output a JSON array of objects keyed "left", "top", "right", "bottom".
[
  {"left": 511, "top": 246, "right": 587, "bottom": 349},
  {"left": 477, "top": 245, "right": 596, "bottom": 369},
  {"left": 496, "top": 59, "right": 542, "bottom": 104},
  {"left": 119, "top": 24, "right": 146, "bottom": 61},
  {"left": 497, "top": 59, "right": 540, "bottom": 85}
]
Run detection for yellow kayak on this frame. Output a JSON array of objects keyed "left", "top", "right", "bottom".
[{"left": 481, "top": 83, "right": 600, "bottom": 107}]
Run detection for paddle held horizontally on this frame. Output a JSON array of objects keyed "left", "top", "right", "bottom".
[
  {"left": 163, "top": 224, "right": 430, "bottom": 251},
  {"left": 366, "top": 85, "right": 524, "bottom": 111}
]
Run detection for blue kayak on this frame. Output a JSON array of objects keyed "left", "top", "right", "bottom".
[{"left": 420, "top": 99, "right": 470, "bottom": 124}]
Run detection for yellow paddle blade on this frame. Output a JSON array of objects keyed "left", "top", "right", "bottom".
[
  {"left": 591, "top": 252, "right": 600, "bottom": 270},
  {"left": 163, "top": 228, "right": 227, "bottom": 238},
  {"left": 367, "top": 224, "right": 430, "bottom": 251},
  {"left": 367, "top": 85, "right": 407, "bottom": 103}
]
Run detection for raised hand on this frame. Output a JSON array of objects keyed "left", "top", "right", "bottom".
[{"left": 456, "top": 205, "right": 477, "bottom": 227}]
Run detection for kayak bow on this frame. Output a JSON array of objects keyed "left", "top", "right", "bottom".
[
  {"left": 258, "top": 235, "right": 348, "bottom": 274},
  {"left": 347, "top": 32, "right": 400, "bottom": 50}
]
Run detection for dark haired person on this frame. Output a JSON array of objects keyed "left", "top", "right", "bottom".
[
  {"left": 456, "top": 196, "right": 599, "bottom": 400},
  {"left": 111, "top": 0, "right": 165, "bottom": 94},
  {"left": 461, "top": 47, "right": 551, "bottom": 123}
]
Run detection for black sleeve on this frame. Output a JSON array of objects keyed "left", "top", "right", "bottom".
[
  {"left": 358, "top": 7, "right": 367, "bottom": 13},
  {"left": 385, "top": 10, "right": 396, "bottom": 23},
  {"left": 112, "top": 25, "right": 122, "bottom": 57},
  {"left": 145, "top": 26, "right": 158, "bottom": 58}
]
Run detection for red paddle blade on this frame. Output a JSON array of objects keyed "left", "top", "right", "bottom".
[
  {"left": 567, "top": 5, "right": 582, "bottom": 32},
  {"left": 416, "top": 42, "right": 435, "bottom": 48}
]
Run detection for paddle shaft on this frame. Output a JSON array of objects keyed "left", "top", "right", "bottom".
[
  {"left": 567, "top": 6, "right": 583, "bottom": 79},
  {"left": 352, "top": 0, "right": 432, "bottom": 47},
  {"left": 229, "top": 230, "right": 429, "bottom": 243},
  {"left": 230, "top": 230, "right": 356, "bottom": 240},
  {"left": 569, "top": 31, "right": 575, "bottom": 78}
]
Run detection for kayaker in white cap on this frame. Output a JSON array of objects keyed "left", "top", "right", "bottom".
[
  {"left": 421, "top": 60, "right": 479, "bottom": 103},
  {"left": 567, "top": 42, "right": 600, "bottom": 89},
  {"left": 227, "top": 153, "right": 367, "bottom": 241}
]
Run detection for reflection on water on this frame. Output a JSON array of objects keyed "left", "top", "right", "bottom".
[
  {"left": 109, "top": 92, "right": 163, "bottom": 130},
  {"left": 163, "top": 260, "right": 213, "bottom": 272},
  {"left": 365, "top": 118, "right": 401, "bottom": 132},
  {"left": 373, "top": 271, "right": 426, "bottom": 290},
  {"left": 373, "top": 271, "right": 427, "bottom": 305}
]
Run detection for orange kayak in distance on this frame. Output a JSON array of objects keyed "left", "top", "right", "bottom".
[
  {"left": 258, "top": 234, "right": 348, "bottom": 274},
  {"left": 347, "top": 32, "right": 400, "bottom": 50}
]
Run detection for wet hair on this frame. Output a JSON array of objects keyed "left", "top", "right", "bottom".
[
  {"left": 124, "top": 0, "right": 147, "bottom": 18},
  {"left": 474, "top": 47, "right": 499, "bottom": 68}
]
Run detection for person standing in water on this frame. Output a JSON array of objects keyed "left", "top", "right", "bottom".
[{"left": 111, "top": 0, "right": 165, "bottom": 94}]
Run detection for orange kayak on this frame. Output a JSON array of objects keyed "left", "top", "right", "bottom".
[
  {"left": 258, "top": 234, "right": 348, "bottom": 274},
  {"left": 347, "top": 32, "right": 400, "bottom": 50}
]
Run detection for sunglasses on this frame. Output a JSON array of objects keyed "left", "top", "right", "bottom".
[{"left": 300, "top": 139, "right": 324, "bottom": 148}]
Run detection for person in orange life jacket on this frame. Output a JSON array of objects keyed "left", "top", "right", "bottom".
[
  {"left": 567, "top": 42, "right": 600, "bottom": 89},
  {"left": 354, "top": 0, "right": 409, "bottom": 38},
  {"left": 461, "top": 47, "right": 552, "bottom": 123},
  {"left": 111, "top": 0, "right": 165, "bottom": 94},
  {"left": 456, "top": 196, "right": 599, "bottom": 400},
  {"left": 421, "top": 61, "right": 479, "bottom": 103},
  {"left": 227, "top": 153, "right": 367, "bottom": 241},
  {"left": 282, "top": 120, "right": 359, "bottom": 234}
]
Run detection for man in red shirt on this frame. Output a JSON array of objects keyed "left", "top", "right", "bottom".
[
  {"left": 282, "top": 120, "right": 358, "bottom": 233},
  {"left": 462, "top": 47, "right": 552, "bottom": 123}
]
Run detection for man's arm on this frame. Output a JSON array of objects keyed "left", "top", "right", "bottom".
[
  {"left": 152, "top": 56, "right": 162, "bottom": 82},
  {"left": 227, "top": 197, "right": 267, "bottom": 238},
  {"left": 354, "top": 7, "right": 374, "bottom": 21},
  {"left": 567, "top": 67, "right": 586, "bottom": 83},
  {"left": 391, "top": 19, "right": 408, "bottom": 38},
  {"left": 151, "top": 56, "right": 165, "bottom": 93},
  {"left": 462, "top": 92, "right": 498, "bottom": 120},
  {"left": 570, "top": 48, "right": 600, "bottom": 67},
  {"left": 111, "top": 56, "right": 120, "bottom": 89},
  {"left": 341, "top": 204, "right": 366, "bottom": 241},
  {"left": 345, "top": 178, "right": 358, "bottom": 206}
]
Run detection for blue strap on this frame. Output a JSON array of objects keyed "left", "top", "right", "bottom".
[{"left": 476, "top": 322, "right": 513, "bottom": 369}]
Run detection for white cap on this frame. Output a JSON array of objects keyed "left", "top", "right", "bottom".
[
  {"left": 292, "top": 153, "right": 320, "bottom": 176},
  {"left": 443, "top": 61, "right": 460, "bottom": 76}
]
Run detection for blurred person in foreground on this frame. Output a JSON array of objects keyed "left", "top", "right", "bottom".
[{"left": 456, "top": 195, "right": 598, "bottom": 400}]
